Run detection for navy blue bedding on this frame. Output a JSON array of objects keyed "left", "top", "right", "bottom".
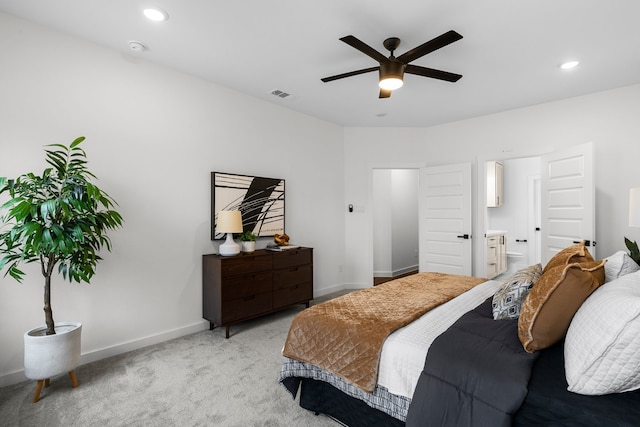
[
  {"left": 406, "top": 298, "right": 539, "bottom": 427},
  {"left": 514, "top": 341, "right": 640, "bottom": 426}
]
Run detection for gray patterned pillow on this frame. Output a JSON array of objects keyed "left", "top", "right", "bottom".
[{"left": 492, "top": 263, "right": 543, "bottom": 320}]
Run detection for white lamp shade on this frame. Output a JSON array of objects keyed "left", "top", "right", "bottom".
[
  {"left": 630, "top": 188, "right": 640, "bottom": 228},
  {"left": 216, "top": 210, "right": 243, "bottom": 233},
  {"left": 216, "top": 210, "right": 243, "bottom": 256}
]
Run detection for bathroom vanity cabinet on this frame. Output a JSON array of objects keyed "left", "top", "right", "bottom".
[{"left": 486, "top": 231, "right": 507, "bottom": 279}]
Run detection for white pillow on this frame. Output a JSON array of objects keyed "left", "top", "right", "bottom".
[
  {"left": 603, "top": 250, "right": 640, "bottom": 282},
  {"left": 564, "top": 270, "right": 640, "bottom": 395}
]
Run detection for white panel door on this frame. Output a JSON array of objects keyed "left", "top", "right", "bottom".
[
  {"left": 540, "top": 142, "right": 595, "bottom": 263},
  {"left": 419, "top": 163, "right": 472, "bottom": 275}
]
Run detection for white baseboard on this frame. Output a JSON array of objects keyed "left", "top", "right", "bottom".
[
  {"left": 0, "top": 320, "right": 209, "bottom": 388},
  {"left": 313, "top": 283, "right": 347, "bottom": 297},
  {"left": 393, "top": 264, "right": 418, "bottom": 276},
  {"left": 0, "top": 369, "right": 28, "bottom": 388},
  {"left": 80, "top": 321, "right": 209, "bottom": 366},
  {"left": 373, "top": 270, "right": 393, "bottom": 277},
  {"left": 374, "top": 265, "right": 418, "bottom": 279}
]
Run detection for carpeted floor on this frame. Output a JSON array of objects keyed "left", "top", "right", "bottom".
[{"left": 0, "top": 291, "right": 354, "bottom": 426}]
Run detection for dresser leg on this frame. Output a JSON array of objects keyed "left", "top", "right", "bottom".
[
  {"left": 225, "top": 325, "right": 230, "bottom": 339},
  {"left": 209, "top": 322, "right": 215, "bottom": 330}
]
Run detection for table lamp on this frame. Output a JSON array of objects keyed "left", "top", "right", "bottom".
[{"left": 216, "top": 210, "right": 243, "bottom": 256}]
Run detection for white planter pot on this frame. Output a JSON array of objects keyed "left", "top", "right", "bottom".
[
  {"left": 241, "top": 241, "right": 256, "bottom": 253},
  {"left": 24, "top": 322, "right": 82, "bottom": 380}
]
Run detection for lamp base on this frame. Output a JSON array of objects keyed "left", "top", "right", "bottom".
[{"left": 219, "top": 233, "right": 240, "bottom": 256}]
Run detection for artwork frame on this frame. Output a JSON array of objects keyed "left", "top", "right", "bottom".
[{"left": 211, "top": 172, "right": 285, "bottom": 240}]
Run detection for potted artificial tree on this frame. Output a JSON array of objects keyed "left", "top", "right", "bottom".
[
  {"left": 239, "top": 230, "right": 258, "bottom": 253},
  {"left": 0, "top": 136, "right": 123, "bottom": 402},
  {"left": 625, "top": 237, "right": 640, "bottom": 266}
]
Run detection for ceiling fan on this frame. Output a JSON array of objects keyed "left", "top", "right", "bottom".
[{"left": 321, "top": 30, "right": 463, "bottom": 98}]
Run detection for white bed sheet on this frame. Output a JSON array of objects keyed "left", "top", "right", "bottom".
[{"left": 377, "top": 279, "right": 503, "bottom": 398}]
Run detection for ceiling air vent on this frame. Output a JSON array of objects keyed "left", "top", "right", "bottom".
[{"left": 269, "top": 89, "right": 291, "bottom": 99}]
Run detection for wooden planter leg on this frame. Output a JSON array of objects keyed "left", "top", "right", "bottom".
[
  {"left": 32, "top": 372, "right": 77, "bottom": 403},
  {"left": 33, "top": 379, "right": 47, "bottom": 403},
  {"left": 68, "top": 370, "right": 78, "bottom": 388}
]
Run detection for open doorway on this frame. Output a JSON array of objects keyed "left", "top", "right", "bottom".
[
  {"left": 480, "top": 142, "right": 595, "bottom": 278},
  {"left": 372, "top": 169, "right": 419, "bottom": 285},
  {"left": 486, "top": 156, "right": 541, "bottom": 279}
]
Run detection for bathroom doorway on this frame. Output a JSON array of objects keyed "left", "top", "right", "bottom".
[{"left": 486, "top": 156, "right": 541, "bottom": 278}]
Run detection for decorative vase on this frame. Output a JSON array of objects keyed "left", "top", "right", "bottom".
[
  {"left": 241, "top": 241, "right": 256, "bottom": 253},
  {"left": 24, "top": 322, "right": 82, "bottom": 380}
]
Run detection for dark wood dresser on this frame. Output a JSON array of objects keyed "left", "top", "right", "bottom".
[{"left": 202, "top": 247, "right": 313, "bottom": 337}]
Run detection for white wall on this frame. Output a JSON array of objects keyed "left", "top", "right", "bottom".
[
  {"left": 0, "top": 12, "right": 345, "bottom": 385},
  {"left": 343, "top": 84, "right": 640, "bottom": 287}
]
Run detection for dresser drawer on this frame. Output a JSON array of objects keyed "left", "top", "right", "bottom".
[
  {"left": 220, "top": 253, "right": 272, "bottom": 278},
  {"left": 272, "top": 248, "right": 312, "bottom": 269},
  {"left": 273, "top": 264, "right": 312, "bottom": 290},
  {"left": 222, "top": 272, "right": 272, "bottom": 301},
  {"left": 222, "top": 292, "right": 272, "bottom": 323},
  {"left": 273, "top": 283, "right": 312, "bottom": 309}
]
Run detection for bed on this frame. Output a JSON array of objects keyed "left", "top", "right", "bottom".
[{"left": 279, "top": 242, "right": 640, "bottom": 426}]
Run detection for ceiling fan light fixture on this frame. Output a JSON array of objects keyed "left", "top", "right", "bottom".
[
  {"left": 379, "top": 77, "right": 403, "bottom": 91},
  {"left": 379, "top": 61, "right": 405, "bottom": 90}
]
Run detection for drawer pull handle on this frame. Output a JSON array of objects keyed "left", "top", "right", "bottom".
[
  {"left": 290, "top": 267, "right": 299, "bottom": 272},
  {"left": 244, "top": 295, "right": 256, "bottom": 301}
]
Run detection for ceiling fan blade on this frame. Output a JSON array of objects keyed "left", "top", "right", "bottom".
[
  {"left": 340, "top": 35, "right": 389, "bottom": 63},
  {"left": 379, "top": 89, "right": 392, "bottom": 98},
  {"left": 397, "top": 30, "right": 463, "bottom": 64},
  {"left": 321, "top": 66, "right": 379, "bottom": 83},
  {"left": 405, "top": 64, "right": 462, "bottom": 82}
]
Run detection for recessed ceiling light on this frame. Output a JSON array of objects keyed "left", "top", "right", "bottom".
[
  {"left": 560, "top": 60, "right": 580, "bottom": 70},
  {"left": 143, "top": 8, "right": 169, "bottom": 22}
]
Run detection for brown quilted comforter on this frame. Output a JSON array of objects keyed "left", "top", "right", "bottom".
[{"left": 282, "top": 272, "right": 487, "bottom": 393}]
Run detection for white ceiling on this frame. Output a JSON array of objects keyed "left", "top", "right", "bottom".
[{"left": 2, "top": 0, "right": 640, "bottom": 127}]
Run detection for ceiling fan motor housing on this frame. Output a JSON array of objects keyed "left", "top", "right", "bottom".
[{"left": 380, "top": 61, "right": 405, "bottom": 79}]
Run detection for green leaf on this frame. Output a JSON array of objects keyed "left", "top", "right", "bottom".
[
  {"left": 70, "top": 136, "right": 86, "bottom": 148},
  {"left": 624, "top": 237, "right": 640, "bottom": 266}
]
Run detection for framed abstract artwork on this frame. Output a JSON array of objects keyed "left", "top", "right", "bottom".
[{"left": 211, "top": 172, "right": 285, "bottom": 240}]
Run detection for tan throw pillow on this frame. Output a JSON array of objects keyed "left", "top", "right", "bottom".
[
  {"left": 542, "top": 241, "right": 594, "bottom": 274},
  {"left": 518, "top": 260, "right": 605, "bottom": 353}
]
